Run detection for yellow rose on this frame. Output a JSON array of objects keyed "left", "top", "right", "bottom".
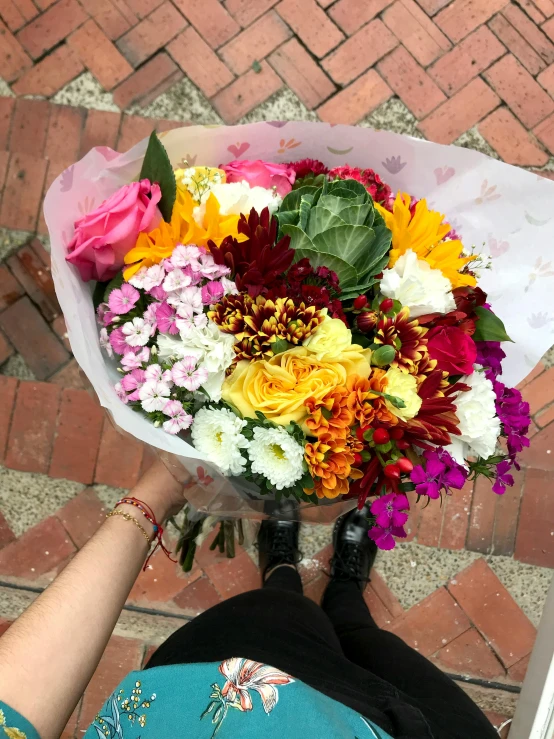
[
  {"left": 222, "top": 346, "right": 369, "bottom": 426},
  {"left": 303, "top": 315, "right": 352, "bottom": 360},
  {"left": 384, "top": 366, "right": 422, "bottom": 421}
]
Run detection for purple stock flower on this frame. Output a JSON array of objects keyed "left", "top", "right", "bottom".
[
  {"left": 492, "top": 460, "right": 515, "bottom": 495},
  {"left": 475, "top": 341, "right": 506, "bottom": 379},
  {"left": 370, "top": 493, "right": 410, "bottom": 528},
  {"left": 410, "top": 448, "right": 468, "bottom": 499},
  {"left": 368, "top": 524, "right": 407, "bottom": 551}
]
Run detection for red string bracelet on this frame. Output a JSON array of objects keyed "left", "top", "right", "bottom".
[{"left": 115, "top": 496, "right": 176, "bottom": 571}]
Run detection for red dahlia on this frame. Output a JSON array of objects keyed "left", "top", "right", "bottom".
[{"left": 328, "top": 165, "right": 392, "bottom": 208}]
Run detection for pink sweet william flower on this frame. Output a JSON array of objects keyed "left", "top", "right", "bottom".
[
  {"left": 144, "top": 363, "right": 172, "bottom": 384},
  {"left": 122, "top": 317, "right": 154, "bottom": 347},
  {"left": 156, "top": 302, "right": 179, "bottom": 335},
  {"left": 143, "top": 303, "right": 159, "bottom": 331},
  {"left": 201, "top": 280, "right": 224, "bottom": 305},
  {"left": 162, "top": 399, "right": 193, "bottom": 435},
  {"left": 370, "top": 493, "right": 410, "bottom": 529},
  {"left": 163, "top": 268, "right": 192, "bottom": 293},
  {"left": 108, "top": 282, "right": 140, "bottom": 315},
  {"left": 66, "top": 180, "right": 162, "bottom": 282},
  {"left": 368, "top": 524, "right": 407, "bottom": 551},
  {"left": 114, "top": 382, "right": 128, "bottom": 404},
  {"left": 99, "top": 327, "right": 113, "bottom": 357},
  {"left": 170, "top": 244, "right": 204, "bottom": 272},
  {"left": 139, "top": 380, "right": 171, "bottom": 412},
  {"left": 172, "top": 356, "right": 209, "bottom": 391},
  {"left": 220, "top": 159, "right": 296, "bottom": 196},
  {"left": 121, "top": 347, "right": 149, "bottom": 371},
  {"left": 109, "top": 327, "right": 129, "bottom": 355},
  {"left": 97, "top": 303, "right": 115, "bottom": 327},
  {"left": 121, "top": 368, "right": 146, "bottom": 392}
]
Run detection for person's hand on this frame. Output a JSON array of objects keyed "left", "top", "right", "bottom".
[{"left": 130, "top": 456, "right": 190, "bottom": 523}]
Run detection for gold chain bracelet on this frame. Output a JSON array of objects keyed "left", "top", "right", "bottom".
[{"left": 106, "top": 509, "right": 151, "bottom": 545}]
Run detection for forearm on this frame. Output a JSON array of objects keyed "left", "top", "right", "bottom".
[{"left": 0, "top": 460, "right": 183, "bottom": 739}]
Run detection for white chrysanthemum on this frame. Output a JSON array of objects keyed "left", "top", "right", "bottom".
[
  {"left": 380, "top": 249, "right": 456, "bottom": 318},
  {"left": 248, "top": 426, "right": 305, "bottom": 490},
  {"left": 192, "top": 181, "right": 282, "bottom": 224},
  {"left": 191, "top": 407, "right": 249, "bottom": 476},
  {"left": 447, "top": 366, "right": 501, "bottom": 463}
]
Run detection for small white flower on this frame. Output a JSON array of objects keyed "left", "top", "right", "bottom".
[
  {"left": 175, "top": 311, "right": 208, "bottom": 335},
  {"left": 121, "top": 347, "right": 150, "bottom": 371},
  {"left": 129, "top": 267, "right": 148, "bottom": 289},
  {"left": 162, "top": 399, "right": 193, "bottom": 435},
  {"left": 447, "top": 366, "right": 501, "bottom": 462},
  {"left": 170, "top": 244, "right": 203, "bottom": 272},
  {"left": 168, "top": 285, "right": 203, "bottom": 314},
  {"left": 99, "top": 327, "right": 113, "bottom": 357},
  {"left": 248, "top": 427, "right": 305, "bottom": 490},
  {"left": 144, "top": 363, "right": 173, "bottom": 384},
  {"left": 139, "top": 380, "right": 171, "bottom": 412},
  {"left": 380, "top": 250, "right": 456, "bottom": 318},
  {"left": 163, "top": 268, "right": 192, "bottom": 293},
  {"left": 191, "top": 407, "right": 249, "bottom": 475},
  {"left": 122, "top": 317, "right": 154, "bottom": 347},
  {"left": 172, "top": 356, "right": 209, "bottom": 391},
  {"left": 221, "top": 276, "right": 238, "bottom": 296},
  {"left": 143, "top": 264, "right": 166, "bottom": 291}
]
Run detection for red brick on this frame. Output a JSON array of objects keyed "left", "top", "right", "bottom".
[
  {"left": 117, "top": 114, "right": 156, "bottom": 151},
  {"left": 0, "top": 328, "right": 13, "bottom": 365},
  {"left": 212, "top": 61, "right": 283, "bottom": 124},
  {"left": 112, "top": 53, "right": 182, "bottom": 109},
  {"left": 432, "top": 628, "right": 505, "bottom": 678},
  {"left": 489, "top": 15, "right": 544, "bottom": 76},
  {"left": 173, "top": 575, "right": 222, "bottom": 614},
  {"left": 173, "top": 0, "right": 239, "bottom": 48},
  {"left": 317, "top": 69, "right": 393, "bottom": 124},
  {"left": 117, "top": 2, "right": 187, "bottom": 67},
  {"left": 68, "top": 19, "right": 133, "bottom": 91},
  {"left": 519, "top": 420, "right": 554, "bottom": 470},
  {"left": 378, "top": 46, "right": 446, "bottom": 118},
  {"left": 0, "top": 510, "right": 15, "bottom": 550},
  {"left": 521, "top": 365, "right": 554, "bottom": 415},
  {"left": 224, "top": 0, "right": 279, "bottom": 26},
  {"left": 7, "top": 245, "right": 60, "bottom": 322},
  {"left": 415, "top": 0, "right": 452, "bottom": 13},
  {"left": 0, "top": 264, "right": 23, "bottom": 311},
  {"left": 435, "top": 0, "right": 508, "bottom": 42},
  {"left": 363, "top": 584, "right": 396, "bottom": 627},
  {"left": 0, "top": 150, "right": 8, "bottom": 192},
  {"left": 17, "top": 0, "right": 88, "bottom": 59},
  {"left": 78, "top": 635, "right": 143, "bottom": 730},
  {"left": 0, "top": 98, "right": 14, "bottom": 150},
  {"left": 369, "top": 570, "right": 404, "bottom": 618},
  {"left": 329, "top": 0, "right": 395, "bottom": 34},
  {"left": 449, "top": 558, "right": 536, "bottom": 668},
  {"left": 0, "top": 0, "right": 38, "bottom": 31},
  {"left": 467, "top": 475, "right": 496, "bottom": 553},
  {"left": 129, "top": 548, "right": 200, "bottom": 604},
  {"left": 269, "top": 38, "right": 334, "bottom": 109},
  {"left": 388, "top": 588, "right": 470, "bottom": 656},
  {"left": 0, "top": 375, "right": 17, "bottom": 462},
  {"left": 517, "top": 0, "right": 546, "bottom": 22},
  {"left": 35, "top": 0, "right": 59, "bottom": 7},
  {"left": 479, "top": 107, "right": 548, "bottom": 166},
  {"left": 0, "top": 153, "right": 47, "bottom": 231},
  {"left": 56, "top": 487, "right": 107, "bottom": 549},
  {"left": 9, "top": 98, "right": 50, "bottom": 157},
  {"left": 430, "top": 26, "right": 505, "bottom": 94},
  {"left": 485, "top": 55, "right": 554, "bottom": 129},
  {"left": 323, "top": 20, "right": 398, "bottom": 86},
  {"left": 0, "top": 298, "right": 68, "bottom": 380},
  {"left": 493, "top": 466, "right": 524, "bottom": 556},
  {"left": 508, "top": 654, "right": 529, "bottom": 682},
  {"left": 402, "top": 490, "right": 423, "bottom": 542},
  {"left": 155, "top": 118, "right": 186, "bottom": 133},
  {"left": 382, "top": 2, "right": 444, "bottom": 66},
  {"left": 204, "top": 549, "right": 260, "bottom": 599},
  {"left": 535, "top": 0, "right": 554, "bottom": 15},
  {"left": 416, "top": 495, "right": 444, "bottom": 547},
  {"left": 0, "top": 19, "right": 31, "bottom": 82},
  {"left": 50, "top": 359, "right": 87, "bottom": 390},
  {"left": 45, "top": 105, "right": 85, "bottom": 166},
  {"left": 168, "top": 26, "right": 234, "bottom": 98},
  {"left": 111, "top": 0, "right": 139, "bottom": 24},
  {"left": 276, "top": 0, "right": 344, "bottom": 57},
  {"left": 503, "top": 4, "right": 554, "bottom": 64},
  {"left": 419, "top": 78, "right": 500, "bottom": 144},
  {"left": 49, "top": 389, "right": 104, "bottom": 484},
  {"left": 125, "top": 0, "right": 165, "bottom": 17},
  {"left": 514, "top": 467, "right": 554, "bottom": 567},
  {"left": 517, "top": 360, "right": 545, "bottom": 389},
  {"left": 12, "top": 45, "right": 85, "bottom": 97},
  {"left": 220, "top": 11, "right": 291, "bottom": 75},
  {"left": 81, "top": 110, "right": 121, "bottom": 156},
  {"left": 543, "top": 16, "right": 554, "bottom": 42},
  {"left": 86, "top": 0, "right": 134, "bottom": 40},
  {"left": 95, "top": 416, "right": 144, "bottom": 488},
  {"left": 538, "top": 63, "right": 554, "bottom": 97},
  {"left": 0, "top": 516, "right": 75, "bottom": 577},
  {"left": 60, "top": 700, "right": 80, "bottom": 739},
  {"left": 439, "top": 480, "right": 473, "bottom": 550},
  {"left": 534, "top": 401, "right": 554, "bottom": 427},
  {"left": 4, "top": 380, "right": 60, "bottom": 472}
]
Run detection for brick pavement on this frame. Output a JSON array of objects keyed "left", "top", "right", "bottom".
[{"left": 1, "top": 0, "right": 554, "bottom": 733}]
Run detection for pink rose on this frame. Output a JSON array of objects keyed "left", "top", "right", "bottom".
[
  {"left": 220, "top": 159, "right": 296, "bottom": 196},
  {"left": 427, "top": 325, "right": 477, "bottom": 376},
  {"left": 66, "top": 179, "right": 162, "bottom": 282}
]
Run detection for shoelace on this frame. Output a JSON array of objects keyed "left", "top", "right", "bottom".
[{"left": 332, "top": 542, "right": 370, "bottom": 586}]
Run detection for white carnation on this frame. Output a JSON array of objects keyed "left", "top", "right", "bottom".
[
  {"left": 193, "top": 181, "right": 282, "bottom": 224},
  {"left": 248, "top": 426, "right": 305, "bottom": 490},
  {"left": 448, "top": 366, "right": 501, "bottom": 462},
  {"left": 191, "top": 407, "right": 249, "bottom": 476},
  {"left": 380, "top": 249, "right": 456, "bottom": 318}
]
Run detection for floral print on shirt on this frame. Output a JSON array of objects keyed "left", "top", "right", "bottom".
[
  {"left": 0, "top": 708, "right": 27, "bottom": 739},
  {"left": 93, "top": 680, "right": 155, "bottom": 738}
]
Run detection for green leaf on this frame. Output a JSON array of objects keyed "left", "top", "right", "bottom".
[
  {"left": 473, "top": 306, "right": 513, "bottom": 342},
  {"left": 252, "top": 59, "right": 262, "bottom": 73},
  {"left": 274, "top": 209, "right": 299, "bottom": 238},
  {"left": 93, "top": 280, "right": 109, "bottom": 310},
  {"left": 339, "top": 279, "right": 380, "bottom": 301},
  {"left": 306, "top": 206, "right": 345, "bottom": 238},
  {"left": 280, "top": 186, "right": 318, "bottom": 212},
  {"left": 298, "top": 194, "right": 314, "bottom": 231},
  {"left": 399, "top": 482, "right": 416, "bottom": 493},
  {"left": 138, "top": 131, "right": 176, "bottom": 222},
  {"left": 294, "top": 247, "right": 357, "bottom": 288},
  {"left": 282, "top": 223, "right": 315, "bottom": 252},
  {"left": 338, "top": 203, "right": 373, "bottom": 227},
  {"left": 103, "top": 271, "right": 125, "bottom": 303},
  {"left": 271, "top": 338, "right": 293, "bottom": 355},
  {"left": 351, "top": 331, "right": 372, "bottom": 348},
  {"left": 328, "top": 178, "right": 368, "bottom": 199},
  {"left": 312, "top": 224, "right": 374, "bottom": 269}
]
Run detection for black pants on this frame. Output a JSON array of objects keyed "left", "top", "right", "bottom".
[{"left": 147, "top": 567, "right": 497, "bottom": 739}]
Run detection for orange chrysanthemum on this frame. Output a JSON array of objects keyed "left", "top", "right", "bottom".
[
  {"left": 305, "top": 386, "right": 353, "bottom": 439},
  {"left": 374, "top": 307, "right": 428, "bottom": 375},
  {"left": 304, "top": 433, "right": 363, "bottom": 499},
  {"left": 346, "top": 371, "right": 398, "bottom": 428}
]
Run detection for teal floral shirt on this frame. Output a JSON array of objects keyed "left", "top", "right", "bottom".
[{"left": 0, "top": 659, "right": 393, "bottom": 739}]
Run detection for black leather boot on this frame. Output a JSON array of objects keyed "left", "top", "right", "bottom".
[
  {"left": 330, "top": 504, "right": 378, "bottom": 589},
  {"left": 258, "top": 499, "right": 301, "bottom": 581}
]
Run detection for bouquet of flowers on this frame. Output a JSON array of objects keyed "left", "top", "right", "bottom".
[{"left": 45, "top": 122, "right": 550, "bottom": 567}]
